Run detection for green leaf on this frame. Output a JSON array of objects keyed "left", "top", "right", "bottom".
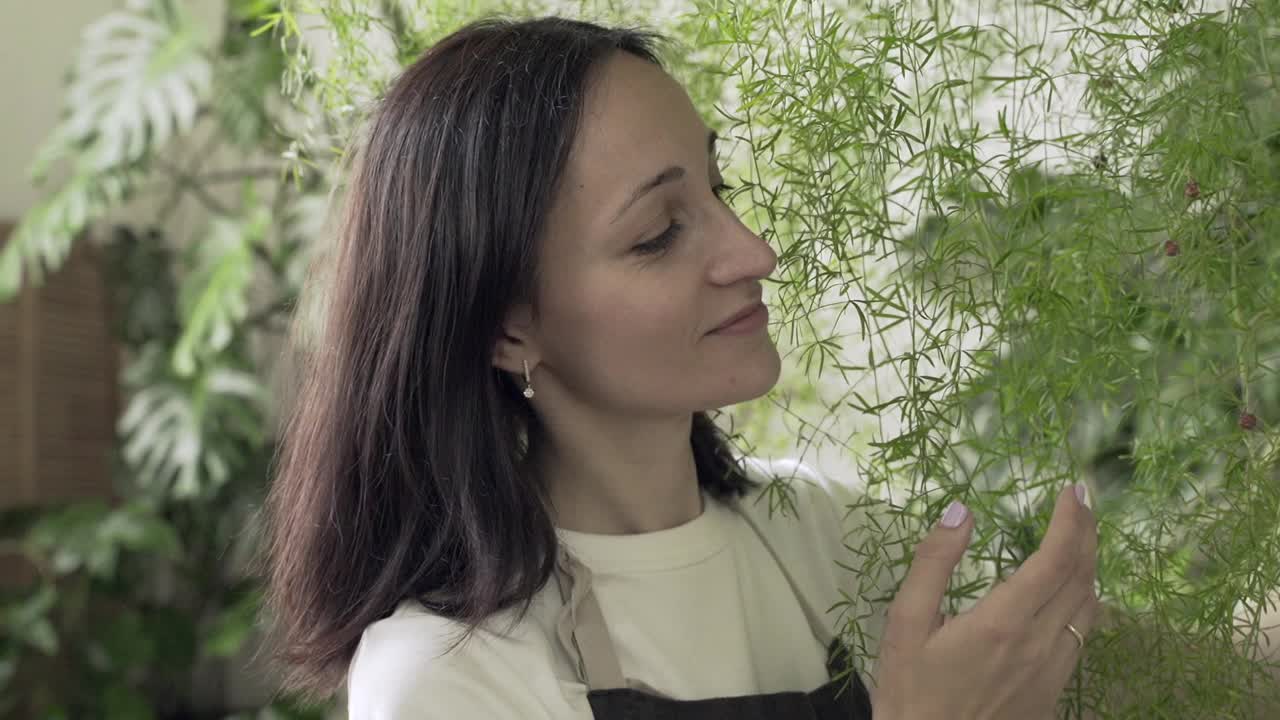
[
  {"left": 56, "top": 8, "right": 210, "bottom": 173},
  {"left": 231, "top": 0, "right": 281, "bottom": 23},
  {"left": 104, "top": 228, "right": 182, "bottom": 349},
  {"left": 25, "top": 619, "right": 58, "bottom": 656},
  {"left": 26, "top": 502, "right": 113, "bottom": 576},
  {"left": 100, "top": 502, "right": 183, "bottom": 558},
  {"left": 119, "top": 376, "right": 205, "bottom": 497},
  {"left": 217, "top": 19, "right": 288, "bottom": 147},
  {"left": 91, "top": 608, "right": 155, "bottom": 672},
  {"left": 118, "top": 342, "right": 263, "bottom": 498},
  {"left": 171, "top": 215, "right": 257, "bottom": 377},
  {"left": 202, "top": 587, "right": 262, "bottom": 658},
  {"left": 6, "top": 585, "right": 57, "bottom": 627},
  {"left": 0, "top": 170, "right": 134, "bottom": 302},
  {"left": 102, "top": 684, "right": 155, "bottom": 720},
  {"left": 25, "top": 500, "right": 181, "bottom": 578},
  {"left": 145, "top": 605, "right": 198, "bottom": 671},
  {"left": 2, "top": 4, "right": 211, "bottom": 301}
]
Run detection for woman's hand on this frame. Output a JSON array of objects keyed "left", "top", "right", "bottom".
[{"left": 871, "top": 484, "right": 1101, "bottom": 720}]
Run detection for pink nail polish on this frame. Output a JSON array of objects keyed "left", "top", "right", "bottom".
[
  {"left": 1075, "top": 482, "right": 1090, "bottom": 508},
  {"left": 940, "top": 500, "right": 968, "bottom": 528}
]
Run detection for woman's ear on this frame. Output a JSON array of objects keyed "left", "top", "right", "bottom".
[{"left": 492, "top": 303, "right": 539, "bottom": 374}]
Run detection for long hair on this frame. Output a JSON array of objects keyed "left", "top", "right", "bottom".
[{"left": 259, "top": 13, "right": 760, "bottom": 700}]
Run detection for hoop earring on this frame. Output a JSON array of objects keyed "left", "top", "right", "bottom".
[{"left": 522, "top": 359, "right": 536, "bottom": 399}]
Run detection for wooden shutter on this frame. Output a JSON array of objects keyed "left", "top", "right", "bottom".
[{"left": 0, "top": 223, "right": 118, "bottom": 510}]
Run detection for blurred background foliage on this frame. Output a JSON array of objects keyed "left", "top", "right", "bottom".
[
  {"left": 0, "top": 0, "right": 1277, "bottom": 717},
  {"left": 1, "top": 0, "right": 328, "bottom": 717}
]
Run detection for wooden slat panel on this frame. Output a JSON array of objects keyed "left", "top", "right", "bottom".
[
  {"left": 0, "top": 258, "right": 18, "bottom": 498},
  {"left": 34, "top": 239, "right": 116, "bottom": 506},
  {"left": 0, "top": 221, "right": 35, "bottom": 507},
  {"left": 0, "top": 223, "right": 116, "bottom": 511}
]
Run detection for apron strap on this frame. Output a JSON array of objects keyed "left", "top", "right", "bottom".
[{"left": 554, "top": 546, "right": 627, "bottom": 690}]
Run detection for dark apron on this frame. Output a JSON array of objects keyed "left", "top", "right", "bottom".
[{"left": 552, "top": 496, "right": 875, "bottom": 719}]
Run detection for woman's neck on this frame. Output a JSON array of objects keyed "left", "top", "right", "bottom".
[{"left": 529, "top": 416, "right": 704, "bottom": 535}]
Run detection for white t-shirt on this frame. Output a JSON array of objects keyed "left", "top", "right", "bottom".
[{"left": 346, "top": 457, "right": 921, "bottom": 719}]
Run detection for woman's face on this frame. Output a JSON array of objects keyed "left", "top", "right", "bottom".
[{"left": 510, "top": 51, "right": 781, "bottom": 417}]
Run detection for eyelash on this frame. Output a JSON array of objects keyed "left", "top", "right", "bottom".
[{"left": 633, "top": 182, "right": 736, "bottom": 256}]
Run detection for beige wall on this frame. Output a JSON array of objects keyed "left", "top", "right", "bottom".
[{"left": 0, "top": 1, "right": 116, "bottom": 219}]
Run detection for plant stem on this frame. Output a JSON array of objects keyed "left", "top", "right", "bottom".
[
  {"left": 155, "top": 158, "right": 233, "bottom": 216},
  {"left": 1228, "top": 205, "right": 1253, "bottom": 417},
  {"left": 194, "top": 167, "right": 284, "bottom": 183}
]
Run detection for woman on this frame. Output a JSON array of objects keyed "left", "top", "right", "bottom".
[{"left": 261, "top": 14, "right": 1101, "bottom": 719}]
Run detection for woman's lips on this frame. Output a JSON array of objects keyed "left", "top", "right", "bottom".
[{"left": 708, "top": 302, "right": 768, "bottom": 335}]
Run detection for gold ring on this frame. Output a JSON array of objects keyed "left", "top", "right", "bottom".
[{"left": 1065, "top": 622, "right": 1085, "bottom": 649}]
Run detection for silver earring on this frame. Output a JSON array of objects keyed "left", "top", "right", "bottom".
[{"left": 522, "top": 359, "right": 536, "bottom": 399}]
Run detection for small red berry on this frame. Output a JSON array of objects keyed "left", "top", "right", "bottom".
[
  {"left": 1164, "top": 240, "right": 1180, "bottom": 256},
  {"left": 1184, "top": 179, "right": 1200, "bottom": 199},
  {"left": 1239, "top": 412, "right": 1258, "bottom": 431}
]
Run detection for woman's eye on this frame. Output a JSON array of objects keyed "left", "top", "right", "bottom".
[
  {"left": 634, "top": 222, "right": 682, "bottom": 255},
  {"left": 631, "top": 183, "right": 737, "bottom": 256}
]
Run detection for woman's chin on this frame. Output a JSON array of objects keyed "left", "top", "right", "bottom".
[{"left": 707, "top": 345, "right": 782, "bottom": 408}]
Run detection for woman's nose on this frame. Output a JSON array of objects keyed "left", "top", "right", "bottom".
[{"left": 707, "top": 215, "right": 778, "bottom": 286}]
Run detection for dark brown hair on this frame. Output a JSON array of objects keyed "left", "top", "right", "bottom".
[{"left": 259, "top": 13, "right": 760, "bottom": 700}]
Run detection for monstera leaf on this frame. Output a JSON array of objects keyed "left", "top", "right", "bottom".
[
  {"left": 0, "top": 1, "right": 211, "bottom": 301},
  {"left": 119, "top": 343, "right": 265, "bottom": 499},
  {"left": 52, "top": 3, "right": 210, "bottom": 173},
  {"left": 0, "top": 170, "right": 134, "bottom": 299},
  {"left": 171, "top": 208, "right": 263, "bottom": 378}
]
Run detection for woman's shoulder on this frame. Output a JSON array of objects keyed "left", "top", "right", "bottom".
[
  {"left": 347, "top": 596, "right": 586, "bottom": 719},
  {"left": 349, "top": 598, "right": 466, "bottom": 672},
  {"left": 346, "top": 600, "right": 479, "bottom": 717}
]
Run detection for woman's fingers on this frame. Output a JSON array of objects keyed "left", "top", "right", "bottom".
[
  {"left": 1043, "top": 585, "right": 1102, "bottom": 690},
  {"left": 883, "top": 503, "right": 975, "bottom": 652},
  {"left": 1024, "top": 485, "right": 1100, "bottom": 699},
  {"left": 932, "top": 610, "right": 949, "bottom": 634},
  {"left": 1036, "top": 495, "right": 1098, "bottom": 632},
  {"left": 979, "top": 485, "right": 1092, "bottom": 622},
  {"left": 873, "top": 485, "right": 1102, "bottom": 720}
]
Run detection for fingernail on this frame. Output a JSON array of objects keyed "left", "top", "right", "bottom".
[
  {"left": 1075, "top": 482, "right": 1091, "bottom": 509},
  {"left": 940, "top": 500, "right": 969, "bottom": 528}
]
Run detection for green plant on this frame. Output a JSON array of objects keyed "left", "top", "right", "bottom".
[
  {"left": 4, "top": 0, "right": 1279, "bottom": 717},
  {"left": 690, "top": 0, "right": 1280, "bottom": 714},
  {"left": 0, "top": 0, "right": 329, "bottom": 717},
  {"left": 681, "top": 0, "right": 1280, "bottom": 714}
]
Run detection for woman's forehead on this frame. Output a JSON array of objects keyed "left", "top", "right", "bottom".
[{"left": 557, "top": 55, "right": 711, "bottom": 231}]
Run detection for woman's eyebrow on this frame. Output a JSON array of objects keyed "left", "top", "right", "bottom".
[{"left": 608, "top": 129, "right": 719, "bottom": 226}]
